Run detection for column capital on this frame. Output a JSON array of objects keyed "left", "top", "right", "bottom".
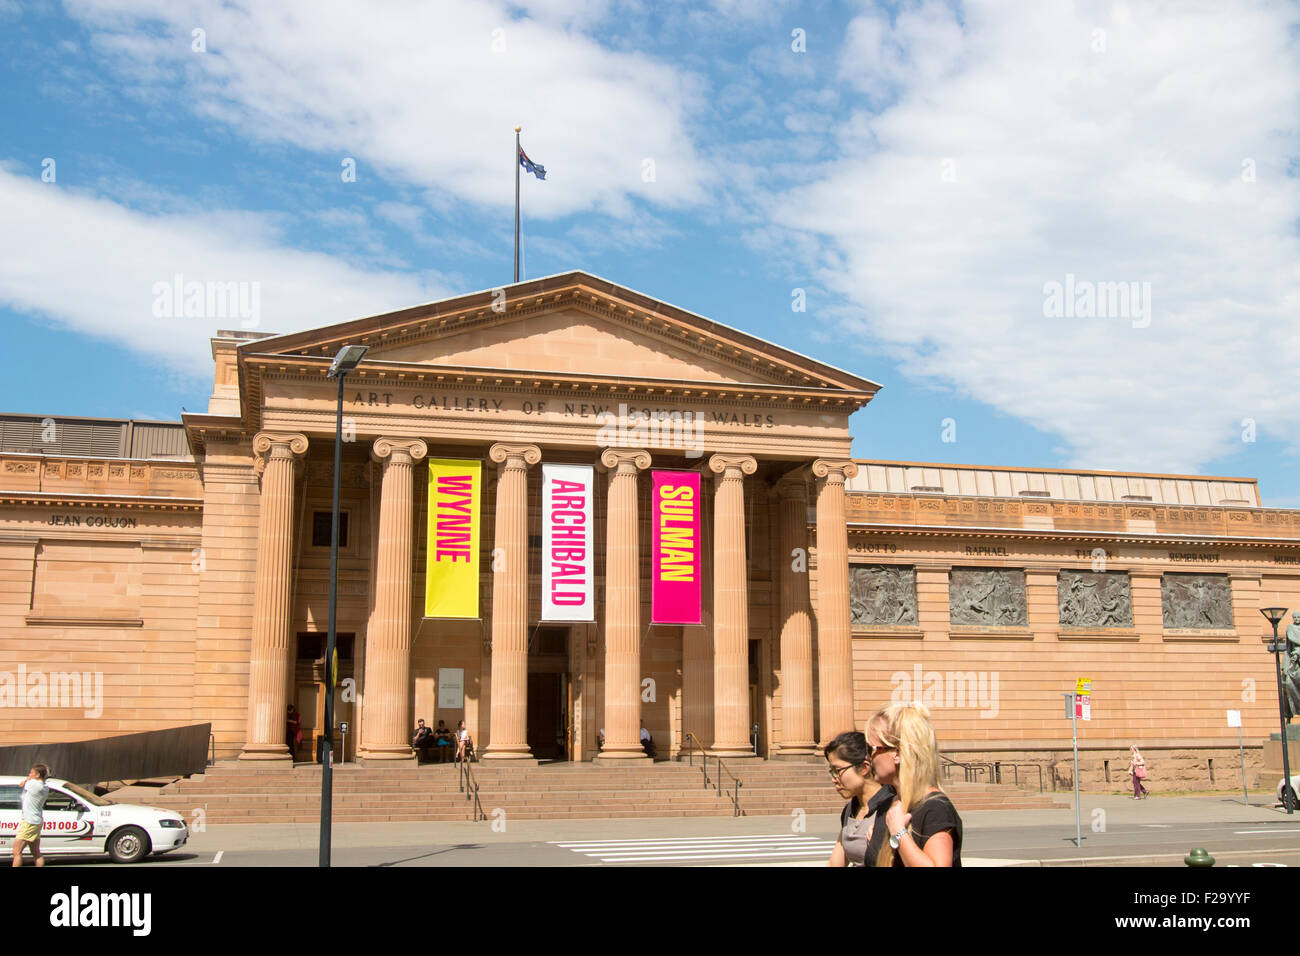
[
  {"left": 708, "top": 453, "right": 757, "bottom": 478},
  {"left": 489, "top": 442, "right": 542, "bottom": 469},
  {"left": 252, "top": 432, "right": 308, "bottom": 476},
  {"left": 810, "top": 458, "right": 859, "bottom": 483},
  {"left": 598, "top": 448, "right": 652, "bottom": 473},
  {"left": 371, "top": 437, "right": 428, "bottom": 465}
]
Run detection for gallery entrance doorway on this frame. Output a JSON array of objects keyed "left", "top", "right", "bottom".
[{"left": 527, "top": 626, "right": 572, "bottom": 761}]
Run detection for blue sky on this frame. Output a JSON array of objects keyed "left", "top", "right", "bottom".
[{"left": 2, "top": 0, "right": 1298, "bottom": 504}]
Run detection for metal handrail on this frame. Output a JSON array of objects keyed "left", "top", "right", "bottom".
[
  {"left": 683, "top": 731, "right": 708, "bottom": 778},
  {"left": 683, "top": 731, "right": 744, "bottom": 816},
  {"left": 940, "top": 754, "right": 992, "bottom": 783},
  {"left": 457, "top": 751, "right": 486, "bottom": 822},
  {"left": 993, "top": 761, "right": 1045, "bottom": 793}
]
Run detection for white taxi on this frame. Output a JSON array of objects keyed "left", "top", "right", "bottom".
[{"left": 0, "top": 776, "right": 189, "bottom": 863}]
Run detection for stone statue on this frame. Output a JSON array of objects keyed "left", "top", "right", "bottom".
[{"left": 1282, "top": 612, "right": 1300, "bottom": 724}]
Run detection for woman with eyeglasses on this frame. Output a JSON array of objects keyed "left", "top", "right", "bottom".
[
  {"left": 861, "top": 701, "right": 963, "bottom": 867},
  {"left": 824, "top": 730, "right": 883, "bottom": 867}
]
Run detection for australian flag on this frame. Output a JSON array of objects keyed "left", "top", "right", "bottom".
[{"left": 518, "top": 145, "right": 546, "bottom": 181}]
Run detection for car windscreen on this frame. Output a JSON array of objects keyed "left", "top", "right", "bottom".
[{"left": 61, "top": 782, "right": 112, "bottom": 807}]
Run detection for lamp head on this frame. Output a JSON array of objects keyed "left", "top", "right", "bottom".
[
  {"left": 327, "top": 344, "right": 368, "bottom": 379},
  {"left": 1261, "top": 607, "right": 1288, "bottom": 627}
]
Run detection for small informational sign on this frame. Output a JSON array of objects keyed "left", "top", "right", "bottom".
[
  {"left": 339, "top": 721, "right": 349, "bottom": 734},
  {"left": 438, "top": 668, "right": 465, "bottom": 710},
  {"left": 1226, "top": 709, "right": 1242, "bottom": 728},
  {"left": 1076, "top": 678, "right": 1092, "bottom": 695},
  {"left": 1064, "top": 692, "right": 1076, "bottom": 719},
  {"left": 1079, "top": 698, "right": 1091, "bottom": 721}
]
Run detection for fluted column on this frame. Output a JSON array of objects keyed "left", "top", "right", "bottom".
[
  {"left": 356, "top": 438, "right": 427, "bottom": 762},
  {"left": 812, "top": 458, "right": 859, "bottom": 744},
  {"left": 709, "top": 453, "right": 758, "bottom": 758},
  {"left": 682, "top": 486, "right": 714, "bottom": 749},
  {"left": 774, "top": 476, "right": 817, "bottom": 757},
  {"left": 240, "top": 431, "right": 308, "bottom": 760},
  {"left": 482, "top": 442, "right": 542, "bottom": 763},
  {"left": 593, "top": 448, "right": 652, "bottom": 765}
]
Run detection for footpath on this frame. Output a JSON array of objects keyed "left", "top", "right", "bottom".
[{"left": 123, "top": 788, "right": 1298, "bottom": 867}]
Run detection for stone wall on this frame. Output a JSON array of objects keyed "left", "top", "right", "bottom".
[{"left": 945, "top": 746, "right": 1269, "bottom": 793}]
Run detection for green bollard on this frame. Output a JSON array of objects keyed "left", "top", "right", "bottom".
[{"left": 1184, "top": 847, "right": 1215, "bottom": 867}]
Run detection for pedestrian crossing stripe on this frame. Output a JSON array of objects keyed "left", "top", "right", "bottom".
[{"left": 550, "top": 834, "right": 835, "bottom": 863}]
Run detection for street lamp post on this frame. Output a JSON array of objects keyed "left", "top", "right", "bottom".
[
  {"left": 321, "top": 344, "right": 368, "bottom": 866},
  {"left": 1260, "top": 607, "right": 1295, "bottom": 814}
]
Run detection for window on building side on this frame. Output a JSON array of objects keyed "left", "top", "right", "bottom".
[{"left": 312, "top": 511, "right": 349, "bottom": 549}]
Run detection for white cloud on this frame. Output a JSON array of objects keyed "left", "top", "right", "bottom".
[
  {"left": 0, "top": 167, "right": 448, "bottom": 378},
  {"left": 63, "top": 0, "right": 710, "bottom": 220},
  {"left": 771, "top": 0, "right": 1300, "bottom": 473}
]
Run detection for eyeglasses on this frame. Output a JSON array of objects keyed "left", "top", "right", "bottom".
[
  {"left": 868, "top": 743, "right": 896, "bottom": 760},
  {"left": 827, "top": 763, "right": 864, "bottom": 781}
]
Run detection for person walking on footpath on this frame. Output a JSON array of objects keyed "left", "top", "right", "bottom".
[
  {"left": 824, "top": 730, "right": 884, "bottom": 867},
  {"left": 861, "top": 702, "right": 963, "bottom": 867},
  {"left": 1126, "top": 745, "right": 1149, "bottom": 799},
  {"left": 12, "top": 764, "right": 49, "bottom": 868}
]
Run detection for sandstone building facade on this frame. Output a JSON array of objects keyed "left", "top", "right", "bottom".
[{"left": 2, "top": 273, "right": 1296, "bottom": 788}]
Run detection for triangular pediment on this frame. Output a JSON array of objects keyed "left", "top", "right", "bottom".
[
  {"left": 243, "top": 272, "right": 881, "bottom": 395},
  {"left": 373, "top": 303, "right": 777, "bottom": 384}
]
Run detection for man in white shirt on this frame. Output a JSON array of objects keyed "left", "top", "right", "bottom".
[{"left": 12, "top": 764, "right": 49, "bottom": 868}]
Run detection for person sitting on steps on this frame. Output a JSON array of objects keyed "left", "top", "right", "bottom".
[
  {"left": 640, "top": 722, "right": 656, "bottom": 760},
  {"left": 411, "top": 719, "right": 435, "bottom": 763},
  {"left": 434, "top": 720, "right": 455, "bottom": 763},
  {"left": 455, "top": 720, "right": 475, "bottom": 763}
]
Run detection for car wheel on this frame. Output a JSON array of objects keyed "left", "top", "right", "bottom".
[{"left": 108, "top": 826, "right": 151, "bottom": 864}]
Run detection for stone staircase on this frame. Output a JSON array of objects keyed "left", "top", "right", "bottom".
[{"left": 121, "top": 760, "right": 1066, "bottom": 824}]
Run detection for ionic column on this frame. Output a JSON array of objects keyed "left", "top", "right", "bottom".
[
  {"left": 593, "top": 448, "right": 652, "bottom": 765},
  {"left": 812, "top": 458, "right": 859, "bottom": 744},
  {"left": 240, "top": 432, "right": 308, "bottom": 761},
  {"left": 357, "top": 438, "right": 427, "bottom": 763},
  {"left": 482, "top": 442, "right": 542, "bottom": 763},
  {"left": 682, "top": 485, "right": 714, "bottom": 749},
  {"left": 773, "top": 476, "right": 817, "bottom": 757},
  {"left": 709, "top": 453, "right": 758, "bottom": 758}
]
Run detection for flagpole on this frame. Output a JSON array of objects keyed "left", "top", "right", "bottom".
[{"left": 514, "top": 124, "right": 521, "bottom": 284}]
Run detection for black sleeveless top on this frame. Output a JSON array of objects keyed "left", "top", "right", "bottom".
[{"left": 860, "top": 790, "right": 963, "bottom": 867}]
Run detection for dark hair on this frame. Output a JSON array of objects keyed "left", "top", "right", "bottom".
[
  {"left": 823, "top": 731, "right": 868, "bottom": 766},
  {"left": 31, "top": 764, "right": 48, "bottom": 781}
]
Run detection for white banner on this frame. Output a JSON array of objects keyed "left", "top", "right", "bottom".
[{"left": 541, "top": 463, "right": 594, "bottom": 621}]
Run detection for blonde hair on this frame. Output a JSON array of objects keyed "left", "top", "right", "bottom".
[{"left": 867, "top": 701, "right": 943, "bottom": 867}]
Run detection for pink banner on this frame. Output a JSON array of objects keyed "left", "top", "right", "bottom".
[{"left": 651, "top": 470, "right": 702, "bottom": 625}]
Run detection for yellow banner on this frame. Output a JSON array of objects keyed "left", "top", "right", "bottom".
[{"left": 425, "top": 458, "right": 481, "bottom": 618}]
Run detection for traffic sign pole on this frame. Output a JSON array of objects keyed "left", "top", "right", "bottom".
[{"left": 1063, "top": 691, "right": 1082, "bottom": 847}]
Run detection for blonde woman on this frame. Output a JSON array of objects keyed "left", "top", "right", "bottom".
[
  {"left": 1126, "top": 745, "right": 1149, "bottom": 799},
  {"left": 862, "top": 701, "right": 963, "bottom": 867}
]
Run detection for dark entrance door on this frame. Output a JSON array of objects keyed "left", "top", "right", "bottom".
[
  {"left": 528, "top": 626, "right": 570, "bottom": 761},
  {"left": 527, "top": 673, "right": 566, "bottom": 760}
]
